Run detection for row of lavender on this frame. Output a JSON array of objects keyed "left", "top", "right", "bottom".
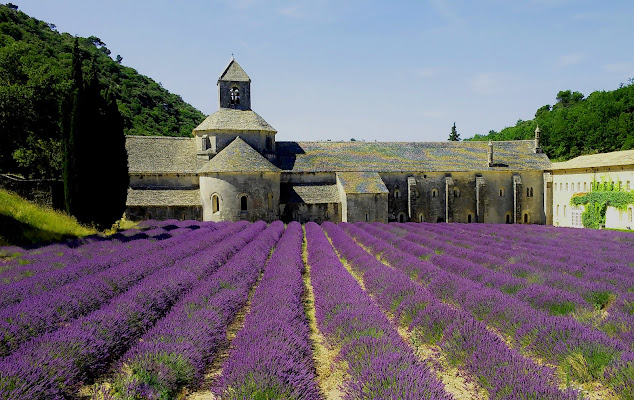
[
  {"left": 349, "top": 222, "right": 634, "bottom": 397},
  {"left": 0, "top": 222, "right": 247, "bottom": 357},
  {"left": 324, "top": 222, "right": 579, "bottom": 399},
  {"left": 0, "top": 221, "right": 268, "bottom": 399},
  {"left": 97, "top": 221, "right": 286, "bottom": 398},
  {"left": 387, "top": 222, "right": 634, "bottom": 349},
  {"left": 304, "top": 222, "right": 453, "bottom": 399},
  {"left": 0, "top": 219, "right": 205, "bottom": 283}
]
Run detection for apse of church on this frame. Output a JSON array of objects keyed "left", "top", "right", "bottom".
[{"left": 124, "top": 58, "right": 551, "bottom": 225}]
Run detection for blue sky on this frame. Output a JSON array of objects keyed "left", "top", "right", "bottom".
[{"left": 12, "top": 0, "right": 634, "bottom": 142}]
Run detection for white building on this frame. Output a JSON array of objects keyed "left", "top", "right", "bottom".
[{"left": 550, "top": 150, "right": 634, "bottom": 229}]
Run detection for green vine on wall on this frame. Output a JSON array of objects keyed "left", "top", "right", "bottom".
[{"left": 571, "top": 179, "right": 634, "bottom": 229}]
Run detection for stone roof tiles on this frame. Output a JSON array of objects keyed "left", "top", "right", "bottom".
[
  {"left": 275, "top": 140, "right": 551, "bottom": 172},
  {"left": 550, "top": 149, "right": 634, "bottom": 170},
  {"left": 198, "top": 136, "right": 280, "bottom": 173},
  {"left": 126, "top": 188, "right": 201, "bottom": 207},
  {"left": 218, "top": 59, "right": 251, "bottom": 82},
  {"left": 193, "top": 109, "right": 276, "bottom": 133},
  {"left": 280, "top": 184, "right": 340, "bottom": 204},
  {"left": 337, "top": 172, "right": 389, "bottom": 194},
  {"left": 126, "top": 136, "right": 206, "bottom": 174}
]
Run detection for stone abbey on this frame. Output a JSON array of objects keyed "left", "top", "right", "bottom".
[{"left": 125, "top": 59, "right": 552, "bottom": 224}]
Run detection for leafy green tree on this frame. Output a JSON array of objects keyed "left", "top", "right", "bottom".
[
  {"left": 0, "top": 3, "right": 205, "bottom": 179},
  {"left": 448, "top": 122, "right": 460, "bottom": 141}
]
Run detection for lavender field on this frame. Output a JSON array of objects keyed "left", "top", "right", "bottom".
[{"left": 0, "top": 220, "right": 633, "bottom": 399}]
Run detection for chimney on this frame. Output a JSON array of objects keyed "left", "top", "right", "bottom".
[
  {"left": 534, "top": 125, "right": 542, "bottom": 153},
  {"left": 487, "top": 140, "right": 494, "bottom": 167}
]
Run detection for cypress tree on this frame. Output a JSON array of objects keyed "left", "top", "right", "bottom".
[
  {"left": 63, "top": 41, "right": 128, "bottom": 228},
  {"left": 62, "top": 37, "right": 83, "bottom": 217},
  {"left": 448, "top": 122, "right": 460, "bottom": 141},
  {"left": 93, "top": 89, "right": 128, "bottom": 228}
]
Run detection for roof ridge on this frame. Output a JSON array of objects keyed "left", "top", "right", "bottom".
[
  {"left": 126, "top": 135, "right": 193, "bottom": 140},
  {"left": 199, "top": 136, "right": 280, "bottom": 173}
]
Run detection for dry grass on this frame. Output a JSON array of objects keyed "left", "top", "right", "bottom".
[
  {"left": 302, "top": 227, "right": 346, "bottom": 400},
  {"left": 184, "top": 269, "right": 267, "bottom": 400}
]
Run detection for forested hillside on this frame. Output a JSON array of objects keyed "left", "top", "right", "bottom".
[
  {"left": 467, "top": 83, "right": 634, "bottom": 161},
  {"left": 0, "top": 3, "right": 204, "bottom": 178}
]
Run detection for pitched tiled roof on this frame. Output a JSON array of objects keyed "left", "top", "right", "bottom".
[
  {"left": 219, "top": 59, "right": 250, "bottom": 82},
  {"left": 280, "top": 184, "right": 339, "bottom": 204},
  {"left": 275, "top": 140, "right": 550, "bottom": 172},
  {"left": 193, "top": 109, "right": 276, "bottom": 133},
  {"left": 337, "top": 172, "right": 389, "bottom": 194},
  {"left": 126, "top": 188, "right": 201, "bottom": 207},
  {"left": 198, "top": 137, "right": 280, "bottom": 173},
  {"left": 551, "top": 149, "right": 634, "bottom": 170},
  {"left": 126, "top": 136, "right": 206, "bottom": 174}
]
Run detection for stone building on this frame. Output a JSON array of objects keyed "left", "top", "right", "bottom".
[
  {"left": 550, "top": 149, "right": 634, "bottom": 229},
  {"left": 125, "top": 58, "right": 552, "bottom": 224}
]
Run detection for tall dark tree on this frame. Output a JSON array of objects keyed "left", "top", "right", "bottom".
[
  {"left": 63, "top": 40, "right": 128, "bottom": 228},
  {"left": 448, "top": 122, "right": 460, "bottom": 141},
  {"left": 92, "top": 88, "right": 129, "bottom": 228},
  {"left": 62, "top": 37, "right": 84, "bottom": 219}
]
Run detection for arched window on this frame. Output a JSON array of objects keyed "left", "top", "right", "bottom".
[
  {"left": 523, "top": 213, "right": 529, "bottom": 223},
  {"left": 394, "top": 189, "right": 401, "bottom": 199},
  {"left": 577, "top": 182, "right": 581, "bottom": 192},
  {"left": 418, "top": 213, "right": 425, "bottom": 223},
  {"left": 212, "top": 194, "right": 220, "bottom": 214},
  {"left": 530, "top": 187, "right": 533, "bottom": 197},
  {"left": 565, "top": 183, "right": 568, "bottom": 191},
  {"left": 584, "top": 182, "right": 587, "bottom": 191},
  {"left": 563, "top": 205, "right": 567, "bottom": 217},
  {"left": 240, "top": 195, "right": 248, "bottom": 211},
  {"left": 628, "top": 207, "right": 633, "bottom": 223},
  {"left": 627, "top": 181, "right": 631, "bottom": 191},
  {"left": 230, "top": 87, "right": 240, "bottom": 105},
  {"left": 505, "top": 213, "right": 511, "bottom": 224},
  {"left": 526, "top": 187, "right": 530, "bottom": 197},
  {"left": 365, "top": 213, "right": 369, "bottom": 222},
  {"left": 499, "top": 188, "right": 504, "bottom": 197},
  {"left": 557, "top": 204, "right": 559, "bottom": 216},
  {"left": 467, "top": 214, "right": 472, "bottom": 223},
  {"left": 431, "top": 188, "right": 438, "bottom": 198},
  {"left": 398, "top": 212, "right": 406, "bottom": 223}
]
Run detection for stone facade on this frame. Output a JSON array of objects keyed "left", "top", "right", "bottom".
[{"left": 125, "top": 58, "right": 552, "bottom": 224}]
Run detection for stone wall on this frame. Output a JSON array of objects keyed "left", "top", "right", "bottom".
[
  {"left": 125, "top": 205, "right": 202, "bottom": 221},
  {"left": 129, "top": 174, "right": 198, "bottom": 188},
  {"left": 343, "top": 193, "right": 388, "bottom": 223},
  {"left": 200, "top": 172, "right": 280, "bottom": 222},
  {"left": 380, "top": 171, "right": 545, "bottom": 224},
  {"left": 280, "top": 202, "right": 341, "bottom": 224},
  {"left": 194, "top": 130, "right": 275, "bottom": 156},
  {"left": 0, "top": 174, "right": 64, "bottom": 209},
  {"left": 218, "top": 80, "right": 251, "bottom": 110}
]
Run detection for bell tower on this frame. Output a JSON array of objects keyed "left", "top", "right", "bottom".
[{"left": 218, "top": 57, "right": 251, "bottom": 110}]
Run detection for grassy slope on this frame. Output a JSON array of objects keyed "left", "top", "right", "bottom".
[{"left": 0, "top": 188, "right": 96, "bottom": 247}]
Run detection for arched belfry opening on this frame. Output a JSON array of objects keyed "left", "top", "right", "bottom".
[{"left": 230, "top": 87, "right": 240, "bottom": 105}]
